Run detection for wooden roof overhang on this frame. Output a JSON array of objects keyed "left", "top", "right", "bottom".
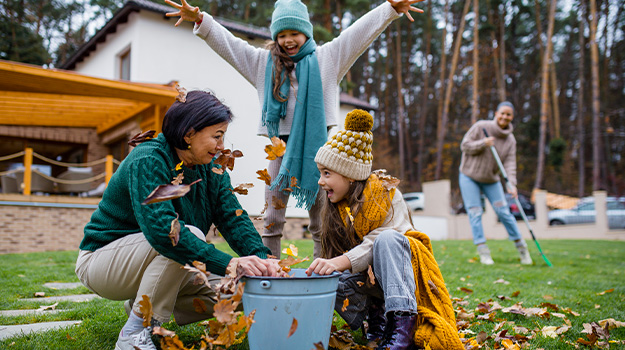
[{"left": 0, "top": 60, "right": 178, "bottom": 134}]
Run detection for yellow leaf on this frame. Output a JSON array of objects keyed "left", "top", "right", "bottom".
[
  {"left": 138, "top": 295, "right": 153, "bottom": 327},
  {"left": 281, "top": 244, "right": 298, "bottom": 257},
  {"left": 175, "top": 161, "right": 183, "bottom": 171}
]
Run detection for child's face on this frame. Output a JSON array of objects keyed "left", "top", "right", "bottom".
[
  {"left": 276, "top": 30, "right": 307, "bottom": 56},
  {"left": 317, "top": 165, "right": 352, "bottom": 203},
  {"left": 495, "top": 105, "right": 514, "bottom": 129}
]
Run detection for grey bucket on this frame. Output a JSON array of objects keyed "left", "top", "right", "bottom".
[{"left": 242, "top": 268, "right": 340, "bottom": 350}]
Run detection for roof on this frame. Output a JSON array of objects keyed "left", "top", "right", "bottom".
[
  {"left": 60, "top": 0, "right": 271, "bottom": 70},
  {"left": 339, "top": 92, "right": 377, "bottom": 111},
  {"left": 0, "top": 59, "right": 178, "bottom": 133}
]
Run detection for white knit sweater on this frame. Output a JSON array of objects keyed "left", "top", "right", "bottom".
[{"left": 193, "top": 2, "right": 400, "bottom": 136}]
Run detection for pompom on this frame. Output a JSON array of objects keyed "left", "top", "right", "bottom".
[{"left": 345, "top": 109, "right": 374, "bottom": 132}]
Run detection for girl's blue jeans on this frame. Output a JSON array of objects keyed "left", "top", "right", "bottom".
[
  {"left": 335, "top": 230, "right": 417, "bottom": 329},
  {"left": 458, "top": 172, "right": 522, "bottom": 245}
]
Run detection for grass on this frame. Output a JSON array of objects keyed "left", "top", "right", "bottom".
[{"left": 0, "top": 239, "right": 624, "bottom": 349}]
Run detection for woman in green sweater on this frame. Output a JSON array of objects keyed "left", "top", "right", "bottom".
[{"left": 75, "top": 90, "right": 279, "bottom": 350}]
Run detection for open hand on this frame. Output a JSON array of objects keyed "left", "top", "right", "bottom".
[
  {"left": 164, "top": 0, "right": 202, "bottom": 26},
  {"left": 387, "top": 0, "right": 426, "bottom": 22}
]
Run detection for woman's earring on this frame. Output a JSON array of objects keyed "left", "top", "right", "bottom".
[{"left": 187, "top": 144, "right": 192, "bottom": 149}]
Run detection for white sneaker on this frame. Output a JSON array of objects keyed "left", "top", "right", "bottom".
[
  {"left": 115, "top": 327, "right": 156, "bottom": 350},
  {"left": 477, "top": 244, "right": 494, "bottom": 265},
  {"left": 516, "top": 241, "right": 533, "bottom": 265}
]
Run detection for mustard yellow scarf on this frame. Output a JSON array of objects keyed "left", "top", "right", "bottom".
[{"left": 338, "top": 174, "right": 463, "bottom": 350}]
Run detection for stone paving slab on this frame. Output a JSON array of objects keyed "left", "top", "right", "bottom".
[
  {"left": 42, "top": 282, "right": 82, "bottom": 290},
  {"left": 22, "top": 294, "right": 101, "bottom": 303},
  {"left": 0, "top": 321, "right": 82, "bottom": 340},
  {"left": 0, "top": 309, "right": 63, "bottom": 317}
]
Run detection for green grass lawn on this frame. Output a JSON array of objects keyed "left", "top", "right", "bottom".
[{"left": 0, "top": 239, "right": 624, "bottom": 349}]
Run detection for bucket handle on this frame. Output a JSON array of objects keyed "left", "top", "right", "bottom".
[{"left": 260, "top": 280, "right": 271, "bottom": 289}]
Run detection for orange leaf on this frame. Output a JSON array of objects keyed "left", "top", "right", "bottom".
[
  {"left": 596, "top": 288, "right": 614, "bottom": 295},
  {"left": 341, "top": 298, "right": 349, "bottom": 312},
  {"left": 169, "top": 213, "right": 180, "bottom": 246},
  {"left": 367, "top": 265, "right": 376, "bottom": 286},
  {"left": 138, "top": 295, "right": 153, "bottom": 327},
  {"left": 128, "top": 130, "right": 155, "bottom": 147},
  {"left": 287, "top": 318, "right": 298, "bottom": 338},
  {"left": 272, "top": 196, "right": 286, "bottom": 210},
  {"left": 256, "top": 169, "right": 272, "bottom": 186},
  {"left": 231, "top": 183, "right": 254, "bottom": 195},
  {"left": 214, "top": 299, "right": 236, "bottom": 325},
  {"left": 193, "top": 298, "right": 208, "bottom": 314},
  {"left": 171, "top": 172, "right": 184, "bottom": 185},
  {"left": 235, "top": 209, "right": 243, "bottom": 216},
  {"left": 265, "top": 136, "right": 286, "bottom": 160},
  {"left": 265, "top": 222, "right": 275, "bottom": 230},
  {"left": 153, "top": 326, "right": 177, "bottom": 337}
]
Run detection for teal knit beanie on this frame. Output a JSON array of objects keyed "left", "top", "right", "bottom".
[{"left": 270, "top": 0, "right": 313, "bottom": 41}]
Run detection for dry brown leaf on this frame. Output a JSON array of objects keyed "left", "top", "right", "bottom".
[
  {"left": 342, "top": 298, "right": 349, "bottom": 312},
  {"left": 235, "top": 209, "right": 243, "bottom": 216},
  {"left": 169, "top": 213, "right": 180, "bottom": 246},
  {"left": 214, "top": 299, "right": 236, "bottom": 325},
  {"left": 372, "top": 169, "right": 401, "bottom": 190},
  {"left": 313, "top": 342, "right": 325, "bottom": 350},
  {"left": 171, "top": 173, "right": 184, "bottom": 185},
  {"left": 493, "top": 278, "right": 510, "bottom": 284},
  {"left": 367, "top": 265, "right": 376, "bottom": 286},
  {"left": 459, "top": 287, "right": 473, "bottom": 294},
  {"left": 212, "top": 167, "right": 224, "bottom": 175},
  {"left": 272, "top": 196, "right": 286, "bottom": 210},
  {"left": 265, "top": 136, "right": 286, "bottom": 160},
  {"left": 33, "top": 292, "right": 45, "bottom": 297},
  {"left": 142, "top": 179, "right": 201, "bottom": 205},
  {"left": 37, "top": 302, "right": 58, "bottom": 311},
  {"left": 287, "top": 318, "right": 298, "bottom": 338},
  {"left": 257, "top": 169, "right": 272, "bottom": 186},
  {"left": 290, "top": 176, "right": 299, "bottom": 189},
  {"left": 153, "top": 326, "right": 176, "bottom": 337},
  {"left": 599, "top": 318, "right": 625, "bottom": 329},
  {"left": 476, "top": 331, "right": 489, "bottom": 343},
  {"left": 160, "top": 334, "right": 190, "bottom": 350},
  {"left": 138, "top": 294, "right": 153, "bottom": 327},
  {"left": 231, "top": 183, "right": 254, "bottom": 195},
  {"left": 175, "top": 84, "right": 187, "bottom": 102},
  {"left": 265, "top": 222, "right": 275, "bottom": 230},
  {"left": 213, "top": 149, "right": 244, "bottom": 171},
  {"left": 511, "top": 290, "right": 520, "bottom": 297},
  {"left": 193, "top": 298, "right": 207, "bottom": 314},
  {"left": 128, "top": 130, "right": 156, "bottom": 147},
  {"left": 427, "top": 280, "right": 440, "bottom": 297},
  {"left": 596, "top": 288, "right": 614, "bottom": 295},
  {"left": 278, "top": 255, "right": 310, "bottom": 272}
]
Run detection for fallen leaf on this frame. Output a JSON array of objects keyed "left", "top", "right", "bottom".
[
  {"left": 511, "top": 291, "right": 520, "bottom": 297},
  {"left": 342, "top": 298, "right": 349, "bottom": 312},
  {"left": 599, "top": 318, "right": 625, "bottom": 329},
  {"left": 260, "top": 201, "right": 269, "bottom": 215},
  {"left": 257, "top": 169, "right": 272, "bottom": 186},
  {"left": 596, "top": 288, "right": 614, "bottom": 295},
  {"left": 459, "top": 287, "right": 473, "bottom": 294},
  {"left": 169, "top": 213, "right": 180, "bottom": 246},
  {"left": 128, "top": 130, "right": 156, "bottom": 147},
  {"left": 142, "top": 179, "right": 201, "bottom": 205},
  {"left": 138, "top": 295, "right": 153, "bottom": 327},
  {"left": 33, "top": 292, "right": 45, "bottom": 297},
  {"left": 476, "top": 331, "right": 489, "bottom": 343},
  {"left": 37, "top": 302, "right": 58, "bottom": 311},
  {"left": 231, "top": 183, "right": 254, "bottom": 195},
  {"left": 289, "top": 176, "right": 299, "bottom": 189},
  {"left": 542, "top": 294, "right": 554, "bottom": 300},
  {"left": 493, "top": 278, "right": 510, "bottom": 285},
  {"left": 153, "top": 326, "right": 177, "bottom": 337},
  {"left": 287, "top": 318, "right": 298, "bottom": 338},
  {"left": 212, "top": 167, "right": 224, "bottom": 175},
  {"left": 265, "top": 137, "right": 286, "bottom": 160}
]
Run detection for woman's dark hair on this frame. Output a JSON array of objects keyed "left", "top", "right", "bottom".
[
  {"left": 162, "top": 90, "right": 233, "bottom": 150},
  {"left": 266, "top": 41, "right": 295, "bottom": 102}
]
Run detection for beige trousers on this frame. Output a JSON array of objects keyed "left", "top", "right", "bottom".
[{"left": 75, "top": 226, "right": 222, "bottom": 325}]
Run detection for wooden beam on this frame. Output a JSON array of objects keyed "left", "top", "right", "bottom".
[{"left": 96, "top": 102, "right": 152, "bottom": 133}]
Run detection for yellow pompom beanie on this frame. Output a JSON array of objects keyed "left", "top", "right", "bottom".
[{"left": 314, "top": 109, "right": 374, "bottom": 180}]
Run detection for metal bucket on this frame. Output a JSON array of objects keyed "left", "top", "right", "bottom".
[{"left": 242, "top": 268, "right": 340, "bottom": 350}]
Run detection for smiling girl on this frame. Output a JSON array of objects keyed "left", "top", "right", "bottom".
[
  {"left": 165, "top": 0, "right": 425, "bottom": 258},
  {"left": 306, "top": 109, "right": 462, "bottom": 350}
]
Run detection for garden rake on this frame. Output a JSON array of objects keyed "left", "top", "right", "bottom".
[{"left": 483, "top": 128, "right": 553, "bottom": 267}]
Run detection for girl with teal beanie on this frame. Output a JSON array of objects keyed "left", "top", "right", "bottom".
[{"left": 165, "top": 0, "right": 425, "bottom": 258}]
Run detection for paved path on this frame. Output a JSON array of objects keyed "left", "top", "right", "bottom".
[
  {"left": 21, "top": 294, "right": 100, "bottom": 303},
  {"left": 0, "top": 321, "right": 82, "bottom": 340}
]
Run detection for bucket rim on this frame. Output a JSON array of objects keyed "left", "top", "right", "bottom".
[{"left": 242, "top": 268, "right": 340, "bottom": 280}]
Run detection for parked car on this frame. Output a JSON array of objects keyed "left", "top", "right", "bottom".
[
  {"left": 403, "top": 192, "right": 425, "bottom": 211},
  {"left": 548, "top": 197, "right": 625, "bottom": 229},
  {"left": 455, "top": 193, "right": 535, "bottom": 221}
]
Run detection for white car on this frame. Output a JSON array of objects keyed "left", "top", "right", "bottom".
[
  {"left": 403, "top": 192, "right": 425, "bottom": 211},
  {"left": 548, "top": 197, "right": 625, "bottom": 229}
]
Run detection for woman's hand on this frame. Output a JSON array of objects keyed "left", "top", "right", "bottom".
[
  {"left": 507, "top": 184, "right": 518, "bottom": 199},
  {"left": 230, "top": 256, "right": 282, "bottom": 277},
  {"left": 305, "top": 255, "right": 351, "bottom": 276},
  {"left": 483, "top": 136, "right": 495, "bottom": 147},
  {"left": 387, "top": 0, "right": 426, "bottom": 22},
  {"left": 164, "top": 0, "right": 203, "bottom": 26}
]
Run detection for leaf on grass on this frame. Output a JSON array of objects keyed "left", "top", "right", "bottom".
[
  {"left": 257, "top": 169, "right": 272, "bottom": 186},
  {"left": 476, "top": 331, "right": 489, "bottom": 344},
  {"left": 33, "top": 292, "right": 45, "bottom": 297},
  {"left": 235, "top": 209, "right": 243, "bottom": 216},
  {"left": 37, "top": 302, "right": 58, "bottom": 311},
  {"left": 287, "top": 318, "right": 298, "bottom": 338},
  {"left": 171, "top": 172, "right": 184, "bottom": 185},
  {"left": 153, "top": 326, "right": 177, "bottom": 337},
  {"left": 596, "top": 288, "right": 614, "bottom": 295},
  {"left": 138, "top": 294, "right": 153, "bottom": 327},
  {"left": 541, "top": 326, "right": 559, "bottom": 338},
  {"left": 169, "top": 213, "right": 180, "bottom": 246},
  {"left": 493, "top": 278, "right": 510, "bottom": 285},
  {"left": 281, "top": 244, "right": 298, "bottom": 257},
  {"left": 511, "top": 290, "right": 520, "bottom": 297},
  {"left": 231, "top": 183, "right": 254, "bottom": 195},
  {"left": 341, "top": 298, "right": 349, "bottom": 312},
  {"left": 160, "top": 334, "right": 190, "bottom": 350},
  {"left": 272, "top": 196, "right": 286, "bottom": 210},
  {"left": 542, "top": 294, "right": 554, "bottom": 300},
  {"left": 193, "top": 298, "right": 208, "bottom": 314},
  {"left": 142, "top": 179, "right": 201, "bottom": 205},
  {"left": 328, "top": 329, "right": 354, "bottom": 350},
  {"left": 599, "top": 318, "right": 625, "bottom": 330},
  {"left": 128, "top": 130, "right": 156, "bottom": 147},
  {"left": 459, "top": 287, "right": 473, "bottom": 294},
  {"left": 264, "top": 136, "right": 286, "bottom": 160}
]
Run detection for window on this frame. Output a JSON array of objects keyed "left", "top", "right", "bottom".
[{"left": 119, "top": 48, "right": 131, "bottom": 80}]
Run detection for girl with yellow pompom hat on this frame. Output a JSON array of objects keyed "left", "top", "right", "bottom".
[{"left": 307, "top": 109, "right": 463, "bottom": 350}]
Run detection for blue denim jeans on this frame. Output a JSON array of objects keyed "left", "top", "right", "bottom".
[
  {"left": 335, "top": 230, "right": 417, "bottom": 329},
  {"left": 459, "top": 172, "right": 522, "bottom": 245}
]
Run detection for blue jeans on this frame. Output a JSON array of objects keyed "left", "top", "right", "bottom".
[
  {"left": 459, "top": 172, "right": 522, "bottom": 245},
  {"left": 335, "top": 230, "right": 417, "bottom": 329}
]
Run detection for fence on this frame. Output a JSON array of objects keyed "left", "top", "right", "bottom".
[{"left": 0, "top": 148, "right": 120, "bottom": 196}]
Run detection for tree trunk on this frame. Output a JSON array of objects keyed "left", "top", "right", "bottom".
[
  {"left": 471, "top": 0, "right": 480, "bottom": 124},
  {"left": 435, "top": 0, "right": 471, "bottom": 180},
  {"left": 435, "top": 0, "right": 449, "bottom": 166},
  {"left": 394, "top": 22, "right": 406, "bottom": 181},
  {"left": 534, "top": 0, "right": 557, "bottom": 190},
  {"left": 577, "top": 0, "right": 586, "bottom": 198},
  {"left": 417, "top": 0, "right": 433, "bottom": 190},
  {"left": 589, "top": 0, "right": 602, "bottom": 191},
  {"left": 323, "top": 0, "right": 332, "bottom": 32},
  {"left": 499, "top": 3, "right": 506, "bottom": 99},
  {"left": 550, "top": 61, "right": 561, "bottom": 138}
]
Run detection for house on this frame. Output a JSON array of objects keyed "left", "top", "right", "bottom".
[{"left": 61, "top": 0, "right": 376, "bottom": 217}]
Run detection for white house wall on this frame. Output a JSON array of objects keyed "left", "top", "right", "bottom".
[{"left": 73, "top": 10, "right": 346, "bottom": 217}]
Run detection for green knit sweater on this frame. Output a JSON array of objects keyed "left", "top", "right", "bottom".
[{"left": 80, "top": 134, "right": 270, "bottom": 275}]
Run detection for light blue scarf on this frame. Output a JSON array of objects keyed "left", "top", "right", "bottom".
[{"left": 261, "top": 38, "right": 326, "bottom": 210}]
